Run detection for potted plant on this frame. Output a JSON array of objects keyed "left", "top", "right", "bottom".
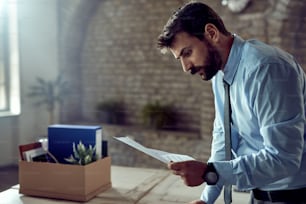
[
  {"left": 96, "top": 99, "right": 125, "bottom": 124},
  {"left": 65, "top": 141, "right": 97, "bottom": 165},
  {"left": 141, "top": 101, "right": 176, "bottom": 130},
  {"left": 28, "top": 75, "right": 69, "bottom": 124}
]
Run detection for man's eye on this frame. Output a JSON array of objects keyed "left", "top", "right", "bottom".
[{"left": 182, "top": 50, "right": 192, "bottom": 58}]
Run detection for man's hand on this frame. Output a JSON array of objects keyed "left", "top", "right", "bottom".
[
  {"left": 168, "top": 160, "right": 207, "bottom": 186},
  {"left": 189, "top": 200, "right": 206, "bottom": 204}
]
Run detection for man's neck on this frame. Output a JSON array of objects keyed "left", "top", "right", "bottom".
[{"left": 220, "top": 34, "right": 235, "bottom": 71}]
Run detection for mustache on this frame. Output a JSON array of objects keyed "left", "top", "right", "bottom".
[
  {"left": 190, "top": 64, "right": 218, "bottom": 75},
  {"left": 189, "top": 66, "right": 203, "bottom": 75}
]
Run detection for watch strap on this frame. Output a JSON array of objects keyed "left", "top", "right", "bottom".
[{"left": 202, "top": 162, "right": 219, "bottom": 185}]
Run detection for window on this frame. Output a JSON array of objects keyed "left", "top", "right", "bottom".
[{"left": 0, "top": 0, "right": 20, "bottom": 117}]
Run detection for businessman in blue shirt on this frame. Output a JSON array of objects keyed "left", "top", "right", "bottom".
[{"left": 157, "top": 2, "right": 306, "bottom": 204}]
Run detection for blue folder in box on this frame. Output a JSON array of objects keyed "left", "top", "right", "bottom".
[{"left": 48, "top": 124, "right": 102, "bottom": 164}]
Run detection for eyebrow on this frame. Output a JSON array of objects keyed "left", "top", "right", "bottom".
[{"left": 176, "top": 46, "right": 191, "bottom": 60}]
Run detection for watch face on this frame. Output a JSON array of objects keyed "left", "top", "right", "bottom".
[{"left": 205, "top": 172, "right": 218, "bottom": 185}]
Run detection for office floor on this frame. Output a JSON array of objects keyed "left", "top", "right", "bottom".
[{"left": 0, "top": 165, "right": 18, "bottom": 192}]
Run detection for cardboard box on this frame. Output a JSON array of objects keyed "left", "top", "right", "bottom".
[{"left": 19, "top": 157, "right": 111, "bottom": 202}]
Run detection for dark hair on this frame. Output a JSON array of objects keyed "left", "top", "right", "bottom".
[{"left": 157, "top": 2, "right": 230, "bottom": 49}]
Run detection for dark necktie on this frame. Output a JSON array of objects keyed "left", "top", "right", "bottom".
[{"left": 223, "top": 80, "right": 232, "bottom": 204}]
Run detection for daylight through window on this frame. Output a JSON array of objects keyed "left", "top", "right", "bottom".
[{"left": 0, "top": 0, "right": 21, "bottom": 116}]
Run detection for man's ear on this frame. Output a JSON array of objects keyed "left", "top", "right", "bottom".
[{"left": 204, "top": 23, "right": 219, "bottom": 43}]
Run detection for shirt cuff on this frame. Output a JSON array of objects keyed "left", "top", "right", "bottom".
[
  {"left": 213, "top": 160, "right": 235, "bottom": 185},
  {"left": 200, "top": 183, "right": 223, "bottom": 203}
]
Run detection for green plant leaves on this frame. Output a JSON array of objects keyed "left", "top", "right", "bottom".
[
  {"left": 64, "top": 141, "right": 97, "bottom": 165},
  {"left": 141, "top": 101, "right": 176, "bottom": 130}
]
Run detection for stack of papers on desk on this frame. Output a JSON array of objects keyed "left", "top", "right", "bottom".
[{"left": 114, "top": 136, "right": 195, "bottom": 163}]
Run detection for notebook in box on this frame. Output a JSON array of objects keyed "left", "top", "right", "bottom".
[{"left": 48, "top": 124, "right": 102, "bottom": 164}]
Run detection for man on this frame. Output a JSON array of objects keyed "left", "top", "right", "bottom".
[{"left": 157, "top": 2, "right": 306, "bottom": 204}]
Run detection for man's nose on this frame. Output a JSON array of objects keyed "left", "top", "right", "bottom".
[{"left": 180, "top": 58, "right": 190, "bottom": 73}]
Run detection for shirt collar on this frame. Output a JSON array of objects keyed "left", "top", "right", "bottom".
[{"left": 223, "top": 34, "right": 244, "bottom": 85}]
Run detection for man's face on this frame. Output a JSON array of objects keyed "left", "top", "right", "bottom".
[{"left": 170, "top": 32, "right": 222, "bottom": 81}]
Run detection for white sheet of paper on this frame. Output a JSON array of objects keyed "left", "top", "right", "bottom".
[{"left": 114, "top": 136, "right": 195, "bottom": 163}]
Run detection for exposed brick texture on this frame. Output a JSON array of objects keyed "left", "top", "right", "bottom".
[{"left": 59, "top": 0, "right": 306, "bottom": 167}]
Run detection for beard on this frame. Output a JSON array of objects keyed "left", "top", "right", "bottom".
[{"left": 190, "top": 41, "right": 222, "bottom": 81}]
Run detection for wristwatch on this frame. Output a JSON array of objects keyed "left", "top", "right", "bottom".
[{"left": 202, "top": 162, "right": 219, "bottom": 185}]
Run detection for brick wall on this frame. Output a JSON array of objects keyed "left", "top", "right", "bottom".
[
  {"left": 59, "top": 0, "right": 306, "bottom": 167},
  {"left": 80, "top": 0, "right": 212, "bottom": 133}
]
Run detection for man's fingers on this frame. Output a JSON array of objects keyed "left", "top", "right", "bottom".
[
  {"left": 168, "top": 161, "right": 184, "bottom": 170},
  {"left": 167, "top": 161, "right": 174, "bottom": 169},
  {"left": 189, "top": 200, "right": 206, "bottom": 204}
]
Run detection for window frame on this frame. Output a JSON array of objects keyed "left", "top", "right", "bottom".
[{"left": 0, "top": 0, "right": 21, "bottom": 117}]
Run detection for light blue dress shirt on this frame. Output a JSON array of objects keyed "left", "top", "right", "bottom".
[{"left": 201, "top": 35, "right": 306, "bottom": 203}]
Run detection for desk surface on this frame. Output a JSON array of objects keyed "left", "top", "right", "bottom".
[{"left": 0, "top": 166, "right": 249, "bottom": 204}]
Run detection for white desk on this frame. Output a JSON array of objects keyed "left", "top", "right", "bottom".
[{"left": 0, "top": 166, "right": 249, "bottom": 204}]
